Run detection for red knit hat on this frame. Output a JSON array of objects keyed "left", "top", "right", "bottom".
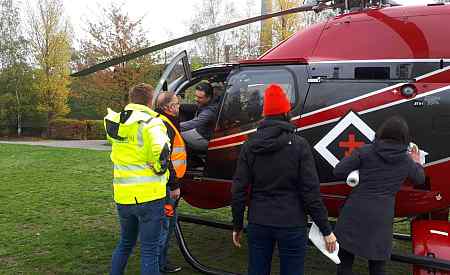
[{"left": 263, "top": 84, "right": 291, "bottom": 116}]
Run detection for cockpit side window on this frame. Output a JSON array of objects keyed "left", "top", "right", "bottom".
[{"left": 218, "top": 68, "right": 296, "bottom": 131}]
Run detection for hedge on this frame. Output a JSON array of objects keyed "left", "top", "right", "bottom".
[
  {"left": 47, "top": 119, "right": 106, "bottom": 140},
  {"left": 86, "top": 120, "right": 106, "bottom": 140},
  {"left": 48, "top": 119, "right": 87, "bottom": 140}
]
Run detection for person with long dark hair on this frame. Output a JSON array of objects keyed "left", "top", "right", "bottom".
[
  {"left": 232, "top": 84, "right": 336, "bottom": 275},
  {"left": 334, "top": 116, "right": 425, "bottom": 275}
]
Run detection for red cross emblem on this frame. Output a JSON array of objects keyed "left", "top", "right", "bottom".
[
  {"left": 338, "top": 133, "right": 365, "bottom": 157},
  {"left": 314, "top": 111, "right": 375, "bottom": 167}
]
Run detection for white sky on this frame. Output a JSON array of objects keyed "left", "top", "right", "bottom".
[
  {"left": 62, "top": 0, "right": 434, "bottom": 42},
  {"left": 63, "top": 0, "right": 209, "bottom": 46},
  {"left": 22, "top": 0, "right": 437, "bottom": 48}
]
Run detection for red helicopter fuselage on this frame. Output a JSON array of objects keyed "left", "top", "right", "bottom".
[{"left": 174, "top": 4, "right": 450, "bottom": 219}]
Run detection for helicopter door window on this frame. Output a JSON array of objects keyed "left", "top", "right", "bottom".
[
  {"left": 165, "top": 60, "right": 187, "bottom": 90},
  {"left": 154, "top": 51, "right": 191, "bottom": 98},
  {"left": 219, "top": 68, "right": 295, "bottom": 131}
]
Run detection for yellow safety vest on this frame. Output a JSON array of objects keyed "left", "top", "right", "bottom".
[
  {"left": 104, "top": 104, "right": 170, "bottom": 204},
  {"left": 159, "top": 114, "right": 187, "bottom": 178}
]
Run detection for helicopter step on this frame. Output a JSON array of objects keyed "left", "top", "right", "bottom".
[{"left": 412, "top": 219, "right": 450, "bottom": 275}]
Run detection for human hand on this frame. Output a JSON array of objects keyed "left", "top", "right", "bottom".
[
  {"left": 409, "top": 145, "right": 421, "bottom": 164},
  {"left": 170, "top": 188, "right": 181, "bottom": 200},
  {"left": 324, "top": 232, "right": 337, "bottom": 253},
  {"left": 232, "top": 230, "right": 242, "bottom": 248}
]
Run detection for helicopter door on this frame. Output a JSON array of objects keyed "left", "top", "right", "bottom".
[
  {"left": 154, "top": 50, "right": 192, "bottom": 104},
  {"left": 207, "top": 66, "right": 298, "bottom": 179}
]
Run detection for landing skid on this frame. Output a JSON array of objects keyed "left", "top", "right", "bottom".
[
  {"left": 175, "top": 214, "right": 450, "bottom": 274},
  {"left": 174, "top": 216, "right": 241, "bottom": 275}
]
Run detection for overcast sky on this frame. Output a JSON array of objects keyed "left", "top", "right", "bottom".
[
  {"left": 22, "top": 0, "right": 437, "bottom": 47},
  {"left": 61, "top": 0, "right": 435, "bottom": 43},
  {"left": 63, "top": 0, "right": 209, "bottom": 45}
]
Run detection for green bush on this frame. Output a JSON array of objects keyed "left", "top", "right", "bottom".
[
  {"left": 86, "top": 120, "right": 105, "bottom": 140},
  {"left": 48, "top": 119, "right": 87, "bottom": 140},
  {"left": 0, "top": 127, "right": 12, "bottom": 137}
]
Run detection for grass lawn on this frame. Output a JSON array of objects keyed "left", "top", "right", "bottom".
[{"left": 0, "top": 144, "right": 412, "bottom": 274}]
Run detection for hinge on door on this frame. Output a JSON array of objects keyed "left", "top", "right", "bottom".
[{"left": 308, "top": 77, "right": 322, "bottom": 83}]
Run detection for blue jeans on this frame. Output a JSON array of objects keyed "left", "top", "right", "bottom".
[
  {"left": 247, "top": 223, "right": 308, "bottom": 275},
  {"left": 111, "top": 199, "right": 164, "bottom": 275},
  {"left": 158, "top": 193, "right": 177, "bottom": 269}
]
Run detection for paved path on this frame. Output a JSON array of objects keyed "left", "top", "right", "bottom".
[{"left": 0, "top": 140, "right": 111, "bottom": 151}]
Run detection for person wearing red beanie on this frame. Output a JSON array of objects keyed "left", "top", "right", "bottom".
[
  {"left": 262, "top": 84, "right": 291, "bottom": 117},
  {"left": 232, "top": 83, "right": 336, "bottom": 275}
]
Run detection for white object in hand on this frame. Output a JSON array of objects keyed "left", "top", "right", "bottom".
[
  {"left": 309, "top": 222, "right": 341, "bottom": 264},
  {"left": 409, "top": 142, "right": 419, "bottom": 153},
  {"left": 346, "top": 170, "right": 359, "bottom": 187},
  {"left": 419, "top": 150, "right": 427, "bottom": 165},
  {"left": 409, "top": 142, "right": 428, "bottom": 165}
]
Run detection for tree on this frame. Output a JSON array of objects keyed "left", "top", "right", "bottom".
[
  {"left": 0, "top": 0, "right": 31, "bottom": 136},
  {"left": 71, "top": 2, "right": 159, "bottom": 117},
  {"left": 260, "top": 0, "right": 273, "bottom": 54},
  {"left": 259, "top": 0, "right": 337, "bottom": 52},
  {"left": 190, "top": 0, "right": 241, "bottom": 64},
  {"left": 228, "top": 0, "right": 260, "bottom": 60},
  {"left": 27, "top": 0, "right": 72, "bottom": 122},
  {"left": 0, "top": 65, "right": 44, "bottom": 136},
  {"left": 272, "top": 0, "right": 303, "bottom": 43},
  {"left": 301, "top": 8, "right": 338, "bottom": 29},
  {"left": 0, "top": 0, "right": 27, "bottom": 69},
  {"left": 189, "top": 0, "right": 261, "bottom": 63},
  {"left": 78, "top": 2, "right": 151, "bottom": 67}
]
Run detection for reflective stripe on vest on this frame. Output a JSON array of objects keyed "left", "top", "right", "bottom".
[
  {"left": 137, "top": 123, "right": 145, "bottom": 147},
  {"left": 137, "top": 117, "right": 153, "bottom": 147},
  {"left": 172, "top": 159, "right": 187, "bottom": 167},
  {"left": 172, "top": 146, "right": 185, "bottom": 154},
  {"left": 158, "top": 115, "right": 187, "bottom": 178},
  {"left": 113, "top": 176, "right": 165, "bottom": 185},
  {"left": 114, "top": 164, "right": 148, "bottom": 171}
]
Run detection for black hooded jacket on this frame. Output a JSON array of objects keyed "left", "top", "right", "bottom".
[
  {"left": 333, "top": 140, "right": 425, "bottom": 260},
  {"left": 180, "top": 103, "right": 218, "bottom": 140},
  {"left": 231, "top": 118, "right": 332, "bottom": 236}
]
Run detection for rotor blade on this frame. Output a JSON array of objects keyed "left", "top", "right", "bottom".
[{"left": 71, "top": 3, "right": 321, "bottom": 77}]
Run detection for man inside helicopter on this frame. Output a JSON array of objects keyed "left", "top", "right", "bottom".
[{"left": 180, "top": 82, "right": 218, "bottom": 152}]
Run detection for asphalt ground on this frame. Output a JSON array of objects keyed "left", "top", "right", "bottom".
[{"left": 0, "top": 139, "right": 110, "bottom": 151}]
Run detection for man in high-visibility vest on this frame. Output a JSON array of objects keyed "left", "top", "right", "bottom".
[
  {"left": 104, "top": 83, "right": 171, "bottom": 275},
  {"left": 155, "top": 91, "right": 187, "bottom": 273}
]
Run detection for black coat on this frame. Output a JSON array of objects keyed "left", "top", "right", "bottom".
[
  {"left": 232, "top": 119, "right": 332, "bottom": 236},
  {"left": 334, "top": 140, "right": 425, "bottom": 260}
]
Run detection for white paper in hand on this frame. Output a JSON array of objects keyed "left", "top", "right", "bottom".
[
  {"left": 346, "top": 170, "right": 359, "bottom": 187},
  {"left": 308, "top": 222, "right": 341, "bottom": 264},
  {"left": 409, "top": 142, "right": 428, "bottom": 165}
]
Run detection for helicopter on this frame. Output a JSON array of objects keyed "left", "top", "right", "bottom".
[{"left": 73, "top": 1, "right": 450, "bottom": 274}]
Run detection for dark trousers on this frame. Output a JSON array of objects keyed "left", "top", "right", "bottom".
[
  {"left": 111, "top": 199, "right": 164, "bottom": 275},
  {"left": 337, "top": 248, "right": 386, "bottom": 275},
  {"left": 158, "top": 191, "right": 177, "bottom": 270},
  {"left": 247, "top": 223, "right": 307, "bottom": 275}
]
